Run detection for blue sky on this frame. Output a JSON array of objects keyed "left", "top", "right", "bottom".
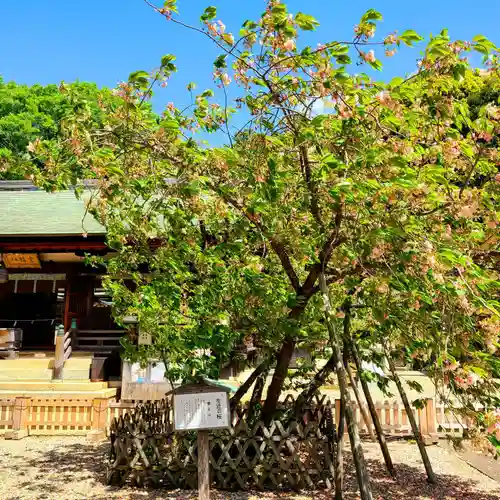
[{"left": 1, "top": 0, "right": 499, "bottom": 117}]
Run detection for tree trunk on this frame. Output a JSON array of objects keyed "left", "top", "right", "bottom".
[
  {"left": 345, "top": 360, "right": 376, "bottom": 442},
  {"left": 320, "top": 274, "right": 372, "bottom": 500},
  {"left": 334, "top": 395, "right": 345, "bottom": 500},
  {"left": 230, "top": 356, "right": 271, "bottom": 410},
  {"left": 385, "top": 348, "right": 436, "bottom": 484},
  {"left": 262, "top": 300, "right": 312, "bottom": 423},
  {"left": 261, "top": 337, "right": 296, "bottom": 422},
  {"left": 293, "top": 353, "right": 336, "bottom": 419},
  {"left": 349, "top": 339, "right": 396, "bottom": 478}
]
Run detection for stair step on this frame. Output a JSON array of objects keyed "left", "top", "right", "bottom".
[
  {"left": 0, "top": 388, "right": 117, "bottom": 399},
  {"left": 0, "top": 381, "right": 109, "bottom": 391}
]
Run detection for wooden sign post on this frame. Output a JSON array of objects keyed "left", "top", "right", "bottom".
[{"left": 172, "top": 380, "right": 231, "bottom": 500}]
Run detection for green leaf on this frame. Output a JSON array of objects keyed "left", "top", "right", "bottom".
[
  {"left": 368, "top": 59, "right": 383, "bottom": 71},
  {"left": 399, "top": 30, "right": 423, "bottom": 46},
  {"left": 200, "top": 6, "right": 217, "bottom": 22},
  {"left": 361, "top": 9, "right": 383, "bottom": 23},
  {"left": 160, "top": 54, "right": 177, "bottom": 72},
  {"left": 128, "top": 70, "right": 150, "bottom": 89},
  {"left": 335, "top": 54, "right": 351, "bottom": 65},
  {"left": 406, "top": 380, "right": 424, "bottom": 393},
  {"left": 389, "top": 76, "right": 405, "bottom": 87},
  {"left": 161, "top": 119, "right": 180, "bottom": 131},
  {"left": 271, "top": 3, "right": 287, "bottom": 24},
  {"left": 213, "top": 54, "right": 228, "bottom": 69},
  {"left": 295, "top": 12, "right": 319, "bottom": 31}
]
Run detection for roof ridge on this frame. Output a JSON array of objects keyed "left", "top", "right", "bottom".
[{"left": 0, "top": 180, "right": 98, "bottom": 191}]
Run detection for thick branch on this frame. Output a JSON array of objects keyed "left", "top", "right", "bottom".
[
  {"left": 211, "top": 186, "right": 301, "bottom": 293},
  {"left": 269, "top": 239, "right": 300, "bottom": 292},
  {"left": 230, "top": 356, "right": 272, "bottom": 410},
  {"left": 299, "top": 144, "right": 324, "bottom": 230},
  {"left": 293, "top": 353, "right": 336, "bottom": 418},
  {"left": 302, "top": 207, "right": 344, "bottom": 297}
]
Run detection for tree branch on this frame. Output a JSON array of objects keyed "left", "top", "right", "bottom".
[{"left": 269, "top": 239, "right": 301, "bottom": 292}]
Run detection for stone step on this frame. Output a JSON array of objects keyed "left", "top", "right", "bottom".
[{"left": 0, "top": 354, "right": 92, "bottom": 381}]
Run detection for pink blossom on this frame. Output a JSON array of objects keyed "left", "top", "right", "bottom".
[
  {"left": 478, "top": 131, "right": 493, "bottom": 142},
  {"left": 458, "top": 204, "right": 477, "bottom": 218},
  {"left": 370, "top": 246, "right": 383, "bottom": 259},
  {"left": 376, "top": 91, "right": 391, "bottom": 106},
  {"left": 283, "top": 38, "right": 296, "bottom": 51},
  {"left": 208, "top": 23, "right": 218, "bottom": 36},
  {"left": 487, "top": 421, "right": 500, "bottom": 440},
  {"left": 221, "top": 73, "right": 231, "bottom": 85},
  {"left": 217, "top": 20, "right": 226, "bottom": 34},
  {"left": 363, "top": 50, "right": 376, "bottom": 63},
  {"left": 495, "top": 173, "right": 500, "bottom": 183},
  {"left": 166, "top": 102, "right": 175, "bottom": 112},
  {"left": 384, "top": 34, "right": 397, "bottom": 45}
]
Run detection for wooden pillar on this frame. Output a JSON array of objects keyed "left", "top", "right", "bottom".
[
  {"left": 88, "top": 397, "right": 109, "bottom": 442},
  {"left": 197, "top": 430, "right": 210, "bottom": 500},
  {"left": 53, "top": 325, "right": 65, "bottom": 380},
  {"left": 335, "top": 399, "right": 343, "bottom": 432},
  {"left": 5, "top": 397, "right": 31, "bottom": 439},
  {"left": 424, "top": 398, "right": 439, "bottom": 445}
]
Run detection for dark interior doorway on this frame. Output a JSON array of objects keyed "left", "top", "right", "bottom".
[{"left": 0, "top": 292, "right": 57, "bottom": 350}]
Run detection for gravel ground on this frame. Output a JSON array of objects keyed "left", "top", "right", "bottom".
[{"left": 0, "top": 436, "right": 499, "bottom": 499}]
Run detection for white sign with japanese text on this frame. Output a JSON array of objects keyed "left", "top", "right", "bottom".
[{"left": 173, "top": 391, "right": 230, "bottom": 430}]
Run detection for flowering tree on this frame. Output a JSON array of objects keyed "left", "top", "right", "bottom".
[{"left": 28, "top": 1, "right": 500, "bottom": 495}]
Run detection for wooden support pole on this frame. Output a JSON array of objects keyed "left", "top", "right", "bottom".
[
  {"left": 385, "top": 352, "right": 436, "bottom": 484},
  {"left": 5, "top": 396, "right": 31, "bottom": 439},
  {"left": 88, "top": 397, "right": 109, "bottom": 442},
  {"left": 345, "top": 361, "right": 376, "bottom": 441},
  {"left": 198, "top": 430, "right": 210, "bottom": 500},
  {"left": 320, "top": 274, "right": 373, "bottom": 500},
  {"left": 349, "top": 339, "right": 396, "bottom": 478}
]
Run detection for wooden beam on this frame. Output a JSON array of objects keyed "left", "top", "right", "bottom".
[{"left": 0, "top": 241, "right": 108, "bottom": 252}]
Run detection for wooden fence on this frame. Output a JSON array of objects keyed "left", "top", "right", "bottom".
[
  {"left": 0, "top": 395, "right": 475, "bottom": 440},
  {"left": 0, "top": 397, "right": 134, "bottom": 439}
]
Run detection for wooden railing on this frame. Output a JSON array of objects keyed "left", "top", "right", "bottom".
[
  {"left": 63, "top": 329, "right": 72, "bottom": 361},
  {"left": 53, "top": 327, "right": 70, "bottom": 380},
  {"left": 0, "top": 396, "right": 479, "bottom": 440},
  {"left": 73, "top": 329, "right": 125, "bottom": 352}
]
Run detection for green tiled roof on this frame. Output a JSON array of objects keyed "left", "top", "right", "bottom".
[{"left": 0, "top": 190, "right": 105, "bottom": 236}]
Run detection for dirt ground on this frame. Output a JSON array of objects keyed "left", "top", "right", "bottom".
[{"left": 0, "top": 436, "right": 499, "bottom": 500}]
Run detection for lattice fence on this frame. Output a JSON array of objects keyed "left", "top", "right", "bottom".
[{"left": 107, "top": 397, "right": 336, "bottom": 490}]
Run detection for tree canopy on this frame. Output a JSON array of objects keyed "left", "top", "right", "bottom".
[{"left": 0, "top": 79, "right": 115, "bottom": 181}]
